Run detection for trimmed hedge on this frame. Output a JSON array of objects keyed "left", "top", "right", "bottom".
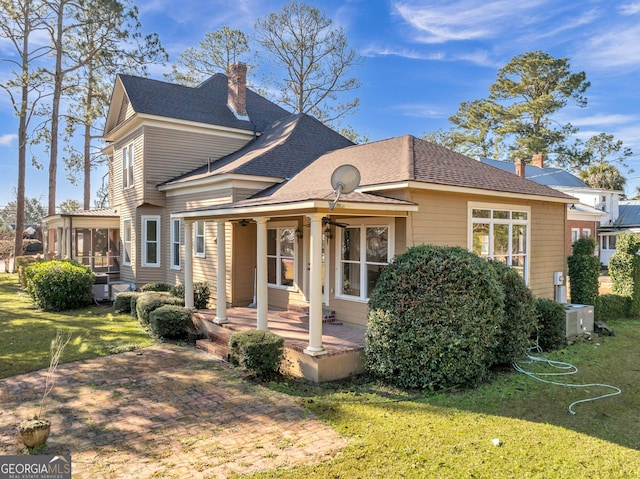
[
  {"left": 488, "top": 261, "right": 537, "bottom": 365},
  {"left": 365, "top": 245, "right": 504, "bottom": 390},
  {"left": 595, "top": 294, "right": 632, "bottom": 321},
  {"left": 534, "top": 298, "right": 566, "bottom": 351},
  {"left": 149, "top": 305, "right": 193, "bottom": 339},
  {"left": 567, "top": 236, "right": 599, "bottom": 306},
  {"left": 171, "top": 282, "right": 211, "bottom": 310},
  {"left": 114, "top": 291, "right": 142, "bottom": 314},
  {"left": 24, "top": 260, "right": 94, "bottom": 311},
  {"left": 140, "top": 282, "right": 173, "bottom": 292},
  {"left": 135, "top": 292, "right": 184, "bottom": 325},
  {"left": 609, "top": 233, "right": 640, "bottom": 316},
  {"left": 229, "top": 330, "right": 284, "bottom": 380}
]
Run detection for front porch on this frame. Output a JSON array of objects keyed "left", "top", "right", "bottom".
[{"left": 193, "top": 307, "right": 366, "bottom": 382}]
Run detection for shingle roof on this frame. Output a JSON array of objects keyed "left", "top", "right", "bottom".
[
  {"left": 479, "top": 157, "right": 588, "bottom": 187},
  {"left": 118, "top": 73, "right": 290, "bottom": 132},
  {"left": 271, "top": 135, "right": 573, "bottom": 200},
  {"left": 163, "top": 113, "right": 354, "bottom": 185}
]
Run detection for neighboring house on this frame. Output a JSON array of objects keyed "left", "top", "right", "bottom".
[
  {"left": 599, "top": 200, "right": 640, "bottom": 260},
  {"left": 479, "top": 156, "right": 621, "bottom": 264},
  {"left": 44, "top": 63, "right": 573, "bottom": 378}
]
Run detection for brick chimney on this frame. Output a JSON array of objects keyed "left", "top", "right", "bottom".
[
  {"left": 515, "top": 158, "right": 526, "bottom": 178},
  {"left": 531, "top": 154, "right": 544, "bottom": 168},
  {"left": 228, "top": 62, "right": 247, "bottom": 117}
]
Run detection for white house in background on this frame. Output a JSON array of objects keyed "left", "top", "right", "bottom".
[{"left": 479, "top": 155, "right": 622, "bottom": 264}]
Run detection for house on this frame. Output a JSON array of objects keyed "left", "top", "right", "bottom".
[
  {"left": 43, "top": 64, "right": 574, "bottom": 381},
  {"left": 479, "top": 156, "right": 622, "bottom": 264}
]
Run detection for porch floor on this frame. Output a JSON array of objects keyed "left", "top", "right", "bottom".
[{"left": 194, "top": 307, "right": 366, "bottom": 355}]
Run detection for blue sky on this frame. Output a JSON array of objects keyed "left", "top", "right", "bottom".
[{"left": 1, "top": 0, "right": 640, "bottom": 208}]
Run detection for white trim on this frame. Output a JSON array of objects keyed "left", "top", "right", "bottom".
[
  {"left": 171, "top": 218, "right": 181, "bottom": 270},
  {"left": 194, "top": 221, "right": 206, "bottom": 258},
  {"left": 123, "top": 219, "right": 132, "bottom": 266},
  {"left": 160, "top": 175, "right": 283, "bottom": 195},
  {"left": 122, "top": 143, "right": 134, "bottom": 190},
  {"left": 266, "top": 222, "right": 298, "bottom": 291},
  {"left": 334, "top": 218, "right": 395, "bottom": 302},
  {"left": 142, "top": 215, "right": 161, "bottom": 267}
]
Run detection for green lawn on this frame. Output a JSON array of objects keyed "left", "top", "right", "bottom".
[
  {"left": 0, "top": 273, "right": 155, "bottom": 379},
  {"left": 249, "top": 320, "right": 640, "bottom": 479}
]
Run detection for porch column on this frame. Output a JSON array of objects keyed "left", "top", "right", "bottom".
[
  {"left": 184, "top": 220, "right": 194, "bottom": 310},
  {"left": 214, "top": 220, "right": 228, "bottom": 323},
  {"left": 304, "top": 213, "right": 326, "bottom": 356},
  {"left": 255, "top": 217, "right": 269, "bottom": 331}
]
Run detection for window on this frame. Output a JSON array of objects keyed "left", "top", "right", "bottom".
[
  {"left": 195, "top": 221, "right": 205, "bottom": 257},
  {"left": 123, "top": 219, "right": 132, "bottom": 265},
  {"left": 122, "top": 143, "right": 134, "bottom": 189},
  {"left": 142, "top": 216, "right": 160, "bottom": 267},
  {"left": 338, "top": 223, "right": 391, "bottom": 300},
  {"left": 471, "top": 206, "right": 529, "bottom": 282},
  {"left": 602, "top": 235, "right": 617, "bottom": 250},
  {"left": 171, "top": 218, "right": 181, "bottom": 269},
  {"left": 267, "top": 226, "right": 296, "bottom": 288},
  {"left": 582, "top": 228, "right": 591, "bottom": 237},
  {"left": 571, "top": 228, "right": 580, "bottom": 244}
]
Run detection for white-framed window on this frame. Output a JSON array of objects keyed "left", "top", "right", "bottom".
[
  {"left": 267, "top": 224, "right": 297, "bottom": 288},
  {"left": 194, "top": 221, "right": 206, "bottom": 258},
  {"left": 470, "top": 204, "right": 530, "bottom": 282},
  {"left": 602, "top": 235, "right": 617, "bottom": 250},
  {"left": 122, "top": 143, "right": 134, "bottom": 189},
  {"left": 582, "top": 228, "right": 591, "bottom": 237},
  {"left": 171, "top": 218, "right": 181, "bottom": 269},
  {"left": 571, "top": 228, "right": 580, "bottom": 244},
  {"left": 142, "top": 215, "right": 160, "bottom": 267},
  {"left": 123, "top": 219, "right": 132, "bottom": 266},
  {"left": 336, "top": 220, "right": 393, "bottom": 301}
]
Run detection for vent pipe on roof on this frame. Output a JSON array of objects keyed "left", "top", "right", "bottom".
[{"left": 228, "top": 62, "right": 247, "bottom": 117}]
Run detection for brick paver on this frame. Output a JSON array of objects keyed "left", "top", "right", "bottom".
[{"left": 0, "top": 344, "right": 347, "bottom": 478}]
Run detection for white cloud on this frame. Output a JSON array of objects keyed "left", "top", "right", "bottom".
[
  {"left": 392, "top": 103, "right": 448, "bottom": 119},
  {"left": 581, "top": 24, "right": 640, "bottom": 69},
  {"left": 0, "top": 134, "right": 17, "bottom": 146},
  {"left": 570, "top": 114, "right": 638, "bottom": 128},
  {"left": 618, "top": 2, "right": 640, "bottom": 15},
  {"left": 360, "top": 44, "right": 445, "bottom": 60}
]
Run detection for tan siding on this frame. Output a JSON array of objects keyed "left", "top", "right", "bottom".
[
  {"left": 143, "top": 126, "right": 251, "bottom": 206},
  {"left": 233, "top": 188, "right": 262, "bottom": 202},
  {"left": 232, "top": 223, "right": 256, "bottom": 306},
  {"left": 111, "top": 128, "right": 145, "bottom": 209},
  {"left": 407, "top": 190, "right": 469, "bottom": 247},
  {"left": 135, "top": 205, "right": 164, "bottom": 286},
  {"left": 530, "top": 201, "right": 566, "bottom": 299}
]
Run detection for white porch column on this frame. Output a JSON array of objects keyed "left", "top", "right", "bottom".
[
  {"left": 214, "top": 220, "right": 228, "bottom": 323},
  {"left": 304, "top": 213, "right": 326, "bottom": 356},
  {"left": 184, "top": 220, "right": 194, "bottom": 310},
  {"left": 255, "top": 217, "right": 269, "bottom": 331}
]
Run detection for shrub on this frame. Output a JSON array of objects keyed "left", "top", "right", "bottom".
[
  {"left": 171, "top": 282, "right": 211, "bottom": 309},
  {"left": 608, "top": 233, "right": 640, "bottom": 316},
  {"left": 24, "top": 260, "right": 94, "bottom": 311},
  {"left": 114, "top": 291, "right": 142, "bottom": 314},
  {"left": 488, "top": 261, "right": 537, "bottom": 365},
  {"left": 140, "top": 282, "right": 173, "bottom": 292},
  {"left": 130, "top": 293, "right": 141, "bottom": 319},
  {"left": 135, "top": 292, "right": 184, "bottom": 325},
  {"left": 229, "top": 330, "right": 284, "bottom": 380},
  {"left": 534, "top": 298, "right": 566, "bottom": 351},
  {"left": 595, "top": 294, "right": 632, "bottom": 321},
  {"left": 15, "top": 256, "right": 38, "bottom": 288},
  {"left": 567, "top": 236, "right": 600, "bottom": 305},
  {"left": 149, "top": 305, "right": 193, "bottom": 339},
  {"left": 23, "top": 239, "right": 43, "bottom": 254},
  {"left": 365, "top": 244, "right": 504, "bottom": 390}
]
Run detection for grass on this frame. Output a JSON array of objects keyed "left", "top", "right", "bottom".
[
  {"left": 247, "top": 320, "right": 640, "bottom": 479},
  {"left": 0, "top": 273, "right": 155, "bottom": 379}
]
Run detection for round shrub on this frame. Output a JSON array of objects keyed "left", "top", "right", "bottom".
[
  {"left": 24, "top": 260, "right": 93, "bottom": 311},
  {"left": 149, "top": 305, "right": 193, "bottom": 339},
  {"left": 567, "top": 236, "right": 600, "bottom": 305},
  {"left": 229, "top": 330, "right": 284, "bottom": 380},
  {"left": 114, "top": 291, "right": 142, "bottom": 314},
  {"left": 365, "top": 244, "right": 504, "bottom": 390},
  {"left": 488, "top": 261, "right": 537, "bottom": 365},
  {"left": 534, "top": 298, "right": 566, "bottom": 351},
  {"left": 171, "top": 282, "right": 211, "bottom": 310},
  {"left": 135, "top": 292, "right": 184, "bottom": 325}
]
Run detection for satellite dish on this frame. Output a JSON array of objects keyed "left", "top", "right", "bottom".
[{"left": 329, "top": 164, "right": 360, "bottom": 211}]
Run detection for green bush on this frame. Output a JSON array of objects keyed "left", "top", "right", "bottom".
[
  {"left": 229, "top": 330, "right": 284, "bottom": 380},
  {"left": 488, "top": 261, "right": 537, "bottom": 365},
  {"left": 365, "top": 245, "right": 504, "bottom": 390},
  {"left": 114, "top": 291, "right": 142, "bottom": 313},
  {"left": 15, "top": 256, "right": 38, "bottom": 288},
  {"left": 130, "top": 293, "right": 141, "bottom": 319},
  {"left": 567, "top": 236, "right": 600, "bottom": 305},
  {"left": 23, "top": 239, "right": 43, "bottom": 254},
  {"left": 140, "top": 282, "right": 173, "bottom": 292},
  {"left": 609, "top": 233, "right": 640, "bottom": 296},
  {"left": 171, "top": 282, "right": 211, "bottom": 309},
  {"left": 149, "top": 305, "right": 193, "bottom": 339},
  {"left": 135, "top": 292, "right": 184, "bottom": 325},
  {"left": 24, "top": 260, "right": 94, "bottom": 311},
  {"left": 595, "top": 294, "right": 632, "bottom": 321},
  {"left": 534, "top": 298, "right": 566, "bottom": 351}
]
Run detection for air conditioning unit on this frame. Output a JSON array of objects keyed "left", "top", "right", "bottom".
[
  {"left": 93, "top": 274, "right": 110, "bottom": 302},
  {"left": 565, "top": 304, "right": 594, "bottom": 339},
  {"left": 110, "top": 281, "right": 133, "bottom": 301}
]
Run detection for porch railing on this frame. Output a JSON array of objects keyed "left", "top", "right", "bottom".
[{"left": 75, "top": 254, "right": 120, "bottom": 274}]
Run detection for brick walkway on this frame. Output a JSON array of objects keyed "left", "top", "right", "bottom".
[{"left": 0, "top": 344, "right": 346, "bottom": 478}]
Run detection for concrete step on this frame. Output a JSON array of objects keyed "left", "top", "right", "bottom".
[
  {"left": 278, "top": 308, "right": 339, "bottom": 324},
  {"left": 196, "top": 339, "right": 230, "bottom": 362}
]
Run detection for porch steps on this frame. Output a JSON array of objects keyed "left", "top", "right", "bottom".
[
  {"left": 196, "top": 323, "right": 232, "bottom": 362},
  {"left": 278, "top": 304, "right": 340, "bottom": 324}
]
